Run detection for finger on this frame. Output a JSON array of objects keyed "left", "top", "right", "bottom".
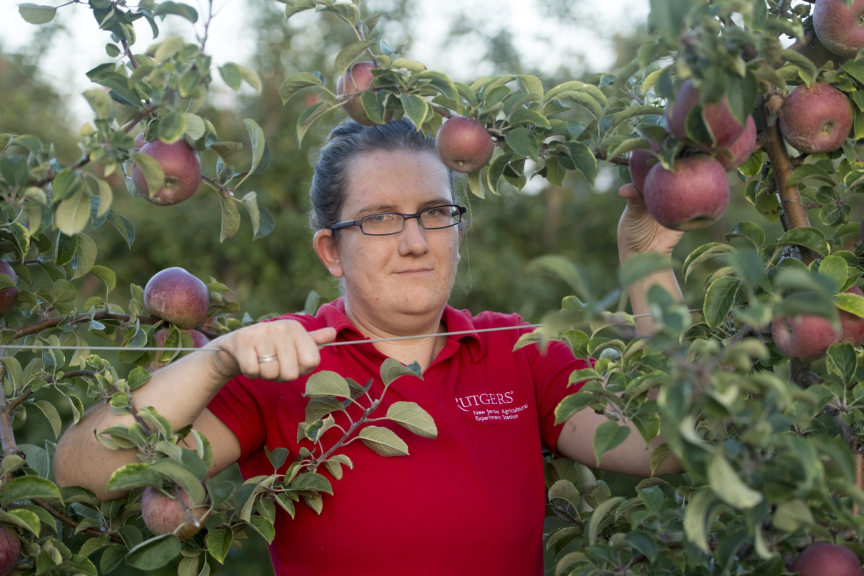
[
  {"left": 310, "top": 327, "right": 337, "bottom": 345},
  {"left": 234, "top": 343, "right": 263, "bottom": 380},
  {"left": 618, "top": 183, "right": 644, "bottom": 204},
  {"left": 276, "top": 335, "right": 299, "bottom": 382},
  {"left": 295, "top": 332, "right": 322, "bottom": 376},
  {"left": 256, "top": 346, "right": 282, "bottom": 381}
]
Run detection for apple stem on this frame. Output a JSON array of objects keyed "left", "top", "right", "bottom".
[{"left": 353, "top": 24, "right": 380, "bottom": 69}]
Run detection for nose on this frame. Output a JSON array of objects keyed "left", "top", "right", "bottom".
[{"left": 398, "top": 216, "right": 429, "bottom": 256}]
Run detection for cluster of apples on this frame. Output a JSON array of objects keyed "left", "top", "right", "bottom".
[{"left": 337, "top": 62, "right": 495, "bottom": 174}]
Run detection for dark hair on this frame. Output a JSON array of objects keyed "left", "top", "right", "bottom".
[{"left": 308, "top": 118, "right": 458, "bottom": 232}]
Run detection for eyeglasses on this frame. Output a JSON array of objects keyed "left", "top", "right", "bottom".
[{"left": 329, "top": 204, "right": 467, "bottom": 236}]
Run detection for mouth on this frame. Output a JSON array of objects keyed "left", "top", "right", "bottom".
[{"left": 395, "top": 268, "right": 433, "bottom": 275}]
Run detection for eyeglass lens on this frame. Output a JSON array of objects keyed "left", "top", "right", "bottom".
[{"left": 361, "top": 206, "right": 461, "bottom": 235}]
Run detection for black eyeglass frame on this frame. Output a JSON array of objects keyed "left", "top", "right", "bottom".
[{"left": 329, "top": 204, "right": 467, "bottom": 236}]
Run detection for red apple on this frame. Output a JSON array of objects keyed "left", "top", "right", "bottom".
[
  {"left": 134, "top": 133, "right": 145, "bottom": 150},
  {"left": 665, "top": 80, "right": 746, "bottom": 150},
  {"left": 141, "top": 486, "right": 210, "bottom": 541},
  {"left": 779, "top": 83, "right": 853, "bottom": 154},
  {"left": 336, "top": 62, "right": 379, "bottom": 126},
  {"left": 144, "top": 268, "right": 210, "bottom": 329},
  {"left": 716, "top": 116, "right": 757, "bottom": 172},
  {"left": 840, "top": 286, "right": 864, "bottom": 346},
  {"left": 0, "top": 526, "right": 19, "bottom": 576},
  {"left": 800, "top": 34, "right": 848, "bottom": 68},
  {"left": 0, "top": 262, "right": 18, "bottom": 317},
  {"left": 814, "top": 0, "right": 864, "bottom": 59},
  {"left": 771, "top": 315, "right": 840, "bottom": 362},
  {"left": 628, "top": 141, "right": 662, "bottom": 193},
  {"left": 792, "top": 542, "right": 862, "bottom": 576},
  {"left": 148, "top": 328, "right": 210, "bottom": 372},
  {"left": 131, "top": 139, "right": 202, "bottom": 206},
  {"left": 435, "top": 116, "right": 494, "bottom": 173},
  {"left": 642, "top": 155, "right": 730, "bottom": 231}
]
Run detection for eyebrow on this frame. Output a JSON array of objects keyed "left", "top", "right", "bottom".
[{"left": 354, "top": 198, "right": 453, "bottom": 217}]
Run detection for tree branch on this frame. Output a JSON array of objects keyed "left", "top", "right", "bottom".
[
  {"left": 593, "top": 150, "right": 629, "bottom": 167},
  {"left": 31, "top": 499, "right": 124, "bottom": 544}
]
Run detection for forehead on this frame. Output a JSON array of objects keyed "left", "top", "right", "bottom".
[{"left": 342, "top": 149, "right": 452, "bottom": 215}]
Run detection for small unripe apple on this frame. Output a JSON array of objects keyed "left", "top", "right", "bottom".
[
  {"left": 716, "top": 116, "right": 757, "bottom": 172},
  {"left": 435, "top": 116, "right": 494, "bottom": 173},
  {"left": 141, "top": 486, "right": 210, "bottom": 541},
  {"left": 132, "top": 139, "right": 202, "bottom": 206},
  {"left": 0, "top": 526, "right": 19, "bottom": 576},
  {"left": 336, "top": 62, "right": 380, "bottom": 126},
  {"left": 840, "top": 286, "right": 864, "bottom": 346},
  {"left": 148, "top": 328, "right": 210, "bottom": 372},
  {"left": 642, "top": 155, "right": 729, "bottom": 231},
  {"left": 0, "top": 262, "right": 18, "bottom": 317},
  {"left": 792, "top": 542, "right": 862, "bottom": 576},
  {"left": 771, "top": 315, "right": 840, "bottom": 362},
  {"left": 665, "top": 80, "right": 746, "bottom": 150},
  {"left": 144, "top": 268, "right": 210, "bottom": 329},
  {"left": 779, "top": 83, "right": 853, "bottom": 154},
  {"left": 814, "top": 0, "right": 864, "bottom": 59},
  {"left": 628, "top": 141, "right": 661, "bottom": 193}
]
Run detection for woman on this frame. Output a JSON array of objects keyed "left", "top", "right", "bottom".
[{"left": 54, "top": 119, "right": 685, "bottom": 575}]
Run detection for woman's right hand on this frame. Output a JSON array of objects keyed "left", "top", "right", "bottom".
[{"left": 204, "top": 321, "right": 337, "bottom": 383}]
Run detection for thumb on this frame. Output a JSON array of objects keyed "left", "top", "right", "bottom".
[
  {"left": 618, "top": 183, "right": 645, "bottom": 207},
  {"left": 310, "top": 327, "right": 337, "bottom": 345}
]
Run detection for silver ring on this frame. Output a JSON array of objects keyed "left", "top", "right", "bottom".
[{"left": 257, "top": 355, "right": 278, "bottom": 363}]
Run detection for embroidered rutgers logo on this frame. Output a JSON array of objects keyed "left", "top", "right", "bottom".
[{"left": 455, "top": 391, "right": 528, "bottom": 422}]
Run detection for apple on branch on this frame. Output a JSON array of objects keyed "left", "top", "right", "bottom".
[
  {"left": 814, "top": 0, "right": 864, "bottom": 59},
  {"left": 792, "top": 542, "right": 863, "bottom": 576},
  {"left": 435, "top": 116, "right": 494, "bottom": 174},
  {"left": 0, "top": 261, "right": 18, "bottom": 317},
  {"left": 141, "top": 486, "right": 210, "bottom": 541},
  {"left": 131, "top": 139, "right": 202, "bottom": 206},
  {"left": 665, "top": 80, "right": 746, "bottom": 150},
  {"left": 144, "top": 268, "right": 211, "bottom": 330},
  {"left": 337, "top": 61, "right": 380, "bottom": 126},
  {"left": 642, "top": 155, "right": 730, "bottom": 231},
  {"left": 779, "top": 83, "right": 853, "bottom": 154},
  {"left": 771, "top": 314, "right": 840, "bottom": 362},
  {"left": 715, "top": 115, "right": 757, "bottom": 172},
  {"left": 148, "top": 328, "right": 211, "bottom": 372},
  {"left": 0, "top": 526, "right": 19, "bottom": 576}
]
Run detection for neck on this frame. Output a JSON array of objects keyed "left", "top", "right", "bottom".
[{"left": 343, "top": 297, "right": 447, "bottom": 372}]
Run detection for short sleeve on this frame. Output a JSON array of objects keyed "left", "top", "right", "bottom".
[
  {"left": 207, "top": 375, "right": 266, "bottom": 462},
  {"left": 527, "top": 340, "right": 590, "bottom": 455}
]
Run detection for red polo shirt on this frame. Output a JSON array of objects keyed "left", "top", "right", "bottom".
[{"left": 207, "top": 298, "right": 587, "bottom": 575}]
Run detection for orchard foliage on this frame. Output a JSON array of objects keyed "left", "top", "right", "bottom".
[{"left": 4, "top": 0, "right": 864, "bottom": 575}]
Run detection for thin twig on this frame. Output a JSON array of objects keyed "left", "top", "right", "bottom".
[{"left": 31, "top": 498, "right": 124, "bottom": 544}]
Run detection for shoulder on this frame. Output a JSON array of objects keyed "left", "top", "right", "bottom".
[{"left": 260, "top": 312, "right": 321, "bottom": 331}]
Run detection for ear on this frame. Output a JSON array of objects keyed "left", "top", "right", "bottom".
[{"left": 313, "top": 229, "right": 344, "bottom": 278}]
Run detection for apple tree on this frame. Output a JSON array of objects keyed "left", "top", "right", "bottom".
[{"left": 6, "top": 0, "right": 864, "bottom": 575}]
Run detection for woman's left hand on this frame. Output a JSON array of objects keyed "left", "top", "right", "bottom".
[{"left": 616, "top": 183, "right": 684, "bottom": 258}]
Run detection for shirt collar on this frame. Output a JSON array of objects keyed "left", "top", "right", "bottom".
[{"left": 317, "top": 298, "right": 484, "bottom": 361}]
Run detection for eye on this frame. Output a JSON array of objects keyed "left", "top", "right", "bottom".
[
  {"left": 424, "top": 207, "right": 442, "bottom": 217},
  {"left": 367, "top": 213, "right": 390, "bottom": 222}
]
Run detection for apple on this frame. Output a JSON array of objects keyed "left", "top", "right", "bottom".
[
  {"left": 148, "top": 328, "right": 210, "bottom": 372},
  {"left": 435, "top": 116, "right": 494, "bottom": 173},
  {"left": 141, "top": 486, "right": 210, "bottom": 541},
  {"left": 800, "top": 34, "right": 848, "bottom": 68},
  {"left": 628, "top": 141, "right": 661, "bottom": 193},
  {"left": 336, "top": 62, "right": 379, "bottom": 126},
  {"left": 814, "top": 0, "right": 864, "bottom": 59},
  {"left": 131, "top": 139, "right": 202, "bottom": 206},
  {"left": 642, "top": 155, "right": 729, "bottom": 231},
  {"left": 134, "top": 133, "right": 145, "bottom": 150},
  {"left": 665, "top": 80, "right": 746, "bottom": 150},
  {"left": 771, "top": 315, "right": 840, "bottom": 362},
  {"left": 779, "top": 83, "right": 853, "bottom": 154},
  {"left": 839, "top": 285, "right": 864, "bottom": 346},
  {"left": 0, "top": 262, "right": 18, "bottom": 317},
  {"left": 144, "top": 268, "right": 210, "bottom": 329},
  {"left": 716, "top": 115, "right": 757, "bottom": 172},
  {"left": 792, "top": 542, "right": 862, "bottom": 576},
  {"left": 0, "top": 526, "right": 19, "bottom": 576}
]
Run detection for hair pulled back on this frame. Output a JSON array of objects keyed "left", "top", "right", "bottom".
[{"left": 308, "top": 118, "right": 457, "bottom": 232}]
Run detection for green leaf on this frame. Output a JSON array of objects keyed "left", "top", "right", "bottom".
[
  {"left": 827, "top": 342, "right": 857, "bottom": 385},
  {"left": 386, "top": 401, "right": 437, "bottom": 439},
  {"left": 304, "top": 371, "right": 351, "bottom": 398},
  {"left": 130, "top": 152, "right": 165, "bottom": 197},
  {"left": 818, "top": 255, "right": 848, "bottom": 293},
  {"left": 0, "top": 508, "right": 40, "bottom": 536},
  {"left": 724, "top": 221, "right": 765, "bottom": 249},
  {"left": 152, "top": 1, "right": 198, "bottom": 22},
  {"left": 125, "top": 534, "right": 181, "bottom": 570},
  {"left": 219, "top": 63, "right": 242, "bottom": 91},
  {"left": 243, "top": 118, "right": 269, "bottom": 177},
  {"left": 707, "top": 454, "right": 763, "bottom": 508},
  {"left": 206, "top": 528, "right": 232, "bottom": 563},
  {"left": 507, "top": 108, "right": 550, "bottom": 128},
  {"left": 558, "top": 141, "right": 598, "bottom": 184},
  {"left": 154, "top": 36, "right": 185, "bottom": 63},
  {"left": 0, "top": 455, "right": 24, "bottom": 477},
  {"left": 240, "top": 192, "right": 275, "bottom": 240},
  {"left": 249, "top": 515, "right": 275, "bottom": 544},
  {"left": 291, "top": 472, "right": 333, "bottom": 494},
  {"left": 89, "top": 265, "right": 116, "bottom": 294},
  {"left": 683, "top": 489, "right": 714, "bottom": 553},
  {"left": 177, "top": 556, "right": 199, "bottom": 576},
  {"left": 554, "top": 392, "right": 596, "bottom": 425},
  {"left": 72, "top": 233, "right": 97, "bottom": 280},
  {"left": 218, "top": 195, "right": 240, "bottom": 243},
  {"left": 593, "top": 421, "right": 631, "bottom": 466},
  {"left": 150, "top": 461, "right": 205, "bottom": 504},
  {"left": 183, "top": 114, "right": 206, "bottom": 141},
  {"left": 548, "top": 480, "right": 580, "bottom": 509},
  {"left": 787, "top": 164, "right": 834, "bottom": 187},
  {"left": 279, "top": 72, "right": 324, "bottom": 105},
  {"left": 380, "top": 358, "right": 422, "bottom": 386},
  {"left": 316, "top": 1, "right": 360, "bottom": 25},
  {"left": 772, "top": 499, "right": 814, "bottom": 532},
  {"left": 0, "top": 476, "right": 62, "bottom": 506},
  {"left": 82, "top": 89, "right": 112, "bottom": 119},
  {"left": 55, "top": 190, "right": 91, "bottom": 236},
  {"left": 158, "top": 110, "right": 186, "bottom": 144},
  {"left": 467, "top": 170, "right": 484, "bottom": 199},
  {"left": 504, "top": 127, "right": 539, "bottom": 161},
  {"left": 486, "top": 152, "right": 513, "bottom": 195},
  {"left": 34, "top": 400, "right": 61, "bottom": 439},
  {"left": 358, "top": 426, "right": 409, "bottom": 457},
  {"left": 586, "top": 496, "right": 623, "bottom": 545},
  {"left": 649, "top": 443, "right": 672, "bottom": 476},
  {"left": 618, "top": 252, "right": 671, "bottom": 289},
  {"left": 335, "top": 41, "right": 376, "bottom": 76},
  {"left": 398, "top": 93, "right": 428, "bottom": 129},
  {"left": 778, "top": 227, "right": 830, "bottom": 256},
  {"left": 703, "top": 276, "right": 740, "bottom": 330},
  {"left": 104, "top": 463, "right": 161, "bottom": 492},
  {"left": 18, "top": 3, "right": 56, "bottom": 24},
  {"left": 648, "top": 0, "right": 695, "bottom": 41},
  {"left": 836, "top": 291, "right": 864, "bottom": 317},
  {"left": 781, "top": 49, "right": 817, "bottom": 87},
  {"left": 285, "top": 0, "right": 316, "bottom": 19}
]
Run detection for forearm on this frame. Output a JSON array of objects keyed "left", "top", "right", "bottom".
[
  {"left": 54, "top": 346, "right": 231, "bottom": 499},
  {"left": 625, "top": 268, "right": 684, "bottom": 336}
]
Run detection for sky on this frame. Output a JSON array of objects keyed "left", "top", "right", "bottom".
[{"left": 0, "top": 0, "right": 650, "bottom": 122}]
